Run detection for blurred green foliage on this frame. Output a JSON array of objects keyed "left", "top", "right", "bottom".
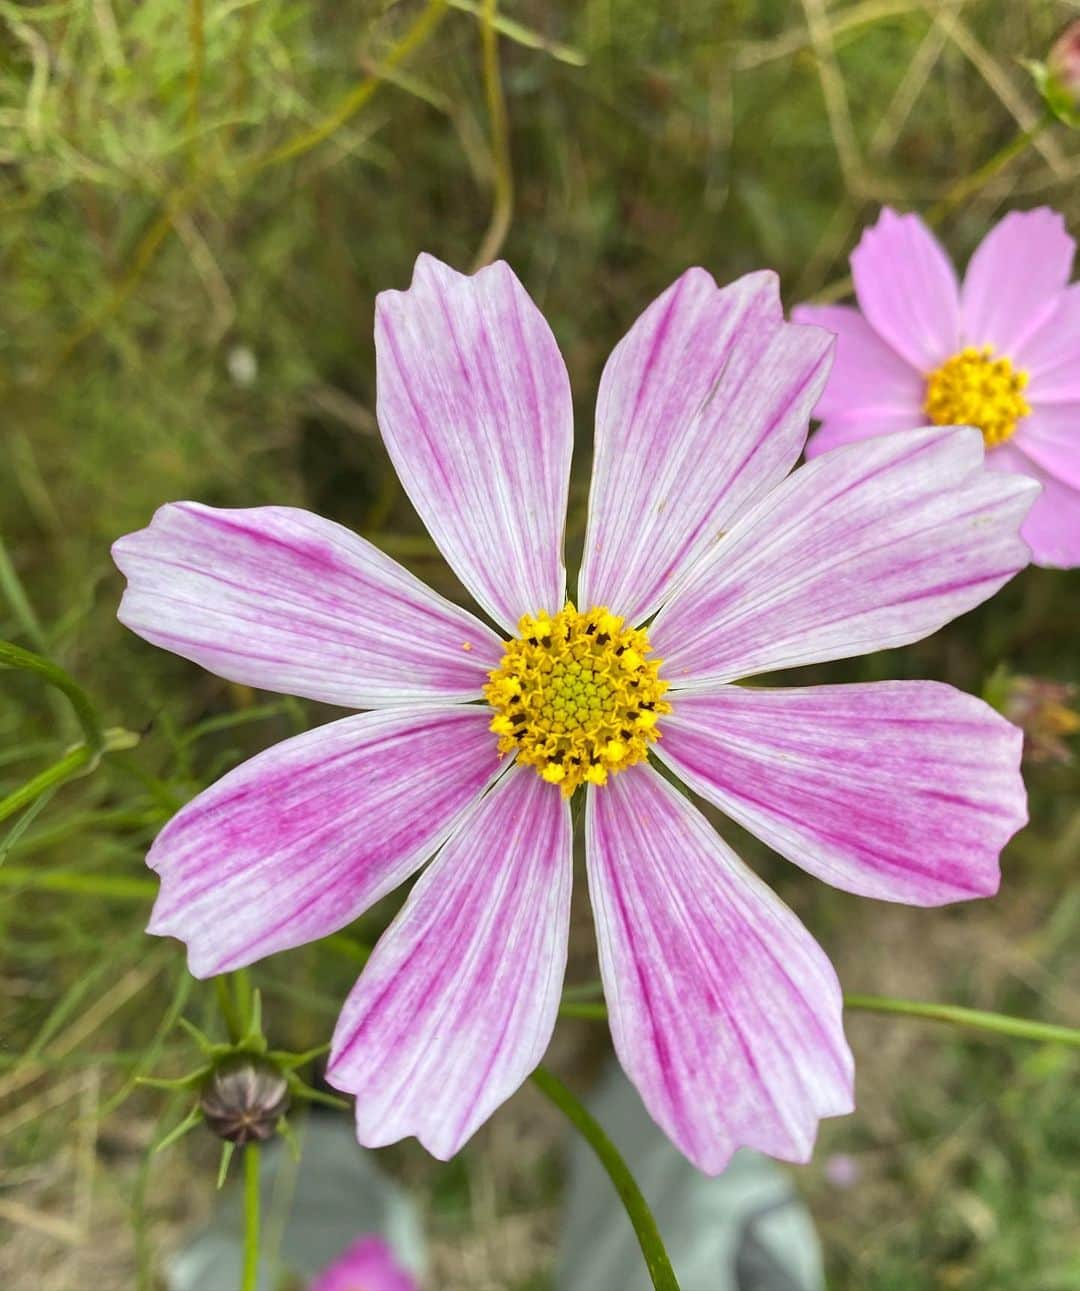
[{"left": 1, "top": 1, "right": 1079, "bottom": 1288}]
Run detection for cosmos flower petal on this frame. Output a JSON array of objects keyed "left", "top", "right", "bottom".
[
  {"left": 1016, "top": 404, "right": 1080, "bottom": 491},
  {"left": 655, "top": 683, "right": 1026, "bottom": 906},
  {"left": 327, "top": 768, "right": 572, "bottom": 1160},
  {"left": 988, "top": 444, "right": 1080, "bottom": 568},
  {"left": 375, "top": 255, "right": 573, "bottom": 634},
  {"left": 651, "top": 426, "right": 1038, "bottom": 686},
  {"left": 850, "top": 209, "right": 960, "bottom": 370},
  {"left": 578, "top": 268, "right": 833, "bottom": 624},
  {"left": 791, "top": 303, "right": 924, "bottom": 420},
  {"left": 961, "top": 208, "right": 1075, "bottom": 355},
  {"left": 804, "top": 407, "right": 927, "bottom": 459},
  {"left": 113, "top": 503, "right": 502, "bottom": 707},
  {"left": 1015, "top": 283, "right": 1080, "bottom": 401},
  {"left": 146, "top": 707, "right": 503, "bottom": 977},
  {"left": 310, "top": 1237, "right": 417, "bottom": 1291},
  {"left": 586, "top": 764, "right": 854, "bottom": 1176}
]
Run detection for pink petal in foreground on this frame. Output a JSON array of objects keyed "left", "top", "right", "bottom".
[
  {"left": 309, "top": 1236, "right": 417, "bottom": 1291},
  {"left": 1015, "top": 283, "right": 1080, "bottom": 399},
  {"left": 587, "top": 765, "right": 853, "bottom": 1175},
  {"left": 651, "top": 426, "right": 1038, "bottom": 687},
  {"left": 1016, "top": 404, "right": 1080, "bottom": 491},
  {"left": 850, "top": 209, "right": 960, "bottom": 371},
  {"left": 961, "top": 209, "right": 1075, "bottom": 356},
  {"left": 147, "top": 707, "right": 502, "bottom": 977},
  {"left": 328, "top": 768, "right": 572, "bottom": 1160},
  {"left": 376, "top": 255, "right": 573, "bottom": 635},
  {"left": 579, "top": 268, "right": 833, "bottom": 625},
  {"left": 656, "top": 682, "right": 1027, "bottom": 905},
  {"left": 791, "top": 303, "right": 924, "bottom": 420},
  {"left": 113, "top": 503, "right": 502, "bottom": 708}
]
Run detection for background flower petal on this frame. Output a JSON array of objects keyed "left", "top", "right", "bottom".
[
  {"left": 791, "top": 303, "right": 924, "bottom": 419},
  {"left": 328, "top": 768, "right": 572, "bottom": 1160},
  {"left": 578, "top": 268, "right": 833, "bottom": 624},
  {"left": 375, "top": 255, "right": 573, "bottom": 634},
  {"left": 804, "top": 408, "right": 925, "bottom": 458},
  {"left": 1015, "top": 283, "right": 1080, "bottom": 399},
  {"left": 309, "top": 1237, "right": 417, "bottom": 1291},
  {"left": 586, "top": 764, "right": 853, "bottom": 1175},
  {"left": 651, "top": 426, "right": 1038, "bottom": 686},
  {"left": 1015, "top": 405, "right": 1080, "bottom": 491},
  {"left": 850, "top": 209, "right": 960, "bottom": 370},
  {"left": 146, "top": 707, "right": 503, "bottom": 977},
  {"left": 988, "top": 445, "right": 1080, "bottom": 568},
  {"left": 961, "top": 209, "right": 1075, "bottom": 355},
  {"left": 656, "top": 682, "right": 1026, "bottom": 905},
  {"left": 113, "top": 502, "right": 502, "bottom": 708}
]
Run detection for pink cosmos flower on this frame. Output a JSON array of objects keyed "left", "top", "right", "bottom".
[
  {"left": 308, "top": 1236, "right": 416, "bottom": 1291},
  {"left": 113, "top": 255, "right": 1036, "bottom": 1175},
  {"left": 793, "top": 207, "right": 1080, "bottom": 567}
]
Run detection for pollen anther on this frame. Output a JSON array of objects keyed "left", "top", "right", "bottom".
[
  {"left": 484, "top": 603, "right": 671, "bottom": 796},
  {"left": 924, "top": 345, "right": 1030, "bottom": 448}
]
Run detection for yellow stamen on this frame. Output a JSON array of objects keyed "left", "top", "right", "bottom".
[
  {"left": 924, "top": 345, "right": 1030, "bottom": 449},
  {"left": 484, "top": 603, "right": 672, "bottom": 796}
]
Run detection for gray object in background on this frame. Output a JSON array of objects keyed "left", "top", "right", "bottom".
[
  {"left": 556, "top": 1062, "right": 824, "bottom": 1291},
  {"left": 166, "top": 1116, "right": 425, "bottom": 1291}
]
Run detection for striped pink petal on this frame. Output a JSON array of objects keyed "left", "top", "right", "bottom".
[
  {"left": 327, "top": 768, "right": 571, "bottom": 1159},
  {"left": 146, "top": 707, "right": 502, "bottom": 977},
  {"left": 375, "top": 255, "right": 573, "bottom": 634},
  {"left": 113, "top": 503, "right": 501, "bottom": 708},
  {"left": 850, "top": 209, "right": 960, "bottom": 370},
  {"left": 650, "top": 426, "right": 1038, "bottom": 687},
  {"left": 961, "top": 209, "right": 1075, "bottom": 355},
  {"left": 578, "top": 269, "right": 833, "bottom": 624},
  {"left": 586, "top": 765, "right": 853, "bottom": 1175},
  {"left": 656, "top": 682, "right": 1026, "bottom": 905}
]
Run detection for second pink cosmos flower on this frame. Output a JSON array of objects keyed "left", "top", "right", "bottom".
[{"left": 114, "top": 255, "right": 1037, "bottom": 1175}]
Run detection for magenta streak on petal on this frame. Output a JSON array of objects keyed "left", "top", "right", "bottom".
[
  {"left": 145, "top": 706, "right": 504, "bottom": 978},
  {"left": 375, "top": 256, "right": 573, "bottom": 634},
  {"left": 651, "top": 426, "right": 1038, "bottom": 685},
  {"left": 327, "top": 767, "right": 572, "bottom": 1160},
  {"left": 113, "top": 502, "right": 503, "bottom": 709},
  {"left": 586, "top": 764, "right": 853, "bottom": 1175},
  {"left": 656, "top": 682, "right": 1026, "bottom": 905},
  {"left": 578, "top": 267, "right": 834, "bottom": 625}
]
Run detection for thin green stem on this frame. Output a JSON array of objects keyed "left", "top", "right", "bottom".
[
  {"left": 0, "top": 640, "right": 104, "bottom": 755},
  {"left": 844, "top": 994, "right": 1080, "bottom": 1047},
  {"left": 558, "top": 993, "right": 1080, "bottom": 1048},
  {"left": 0, "top": 866, "right": 155, "bottom": 898},
  {"left": 926, "top": 112, "right": 1054, "bottom": 225},
  {"left": 216, "top": 977, "right": 244, "bottom": 1045},
  {"left": 242, "top": 1143, "right": 261, "bottom": 1291},
  {"left": 531, "top": 1066, "right": 680, "bottom": 1291},
  {"left": 0, "top": 746, "right": 92, "bottom": 825},
  {"left": 472, "top": 0, "right": 513, "bottom": 269}
]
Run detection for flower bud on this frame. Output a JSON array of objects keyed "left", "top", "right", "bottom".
[
  {"left": 1048, "top": 21, "right": 1080, "bottom": 105},
  {"left": 998, "top": 675, "right": 1079, "bottom": 766},
  {"left": 199, "top": 1055, "right": 290, "bottom": 1144}
]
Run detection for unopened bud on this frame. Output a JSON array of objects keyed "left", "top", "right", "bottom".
[
  {"left": 199, "top": 1055, "right": 290, "bottom": 1144},
  {"left": 1049, "top": 21, "right": 1080, "bottom": 102},
  {"left": 1030, "top": 22, "right": 1080, "bottom": 126},
  {"left": 998, "top": 675, "right": 1079, "bottom": 766}
]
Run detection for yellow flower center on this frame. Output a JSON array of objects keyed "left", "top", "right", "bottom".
[
  {"left": 484, "top": 603, "right": 671, "bottom": 796},
  {"left": 924, "top": 346, "right": 1031, "bottom": 449}
]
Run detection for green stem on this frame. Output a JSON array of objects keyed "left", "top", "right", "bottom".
[
  {"left": 531, "top": 1066, "right": 680, "bottom": 1291},
  {"left": 558, "top": 993, "right": 1080, "bottom": 1048},
  {"left": 0, "top": 640, "right": 105, "bottom": 754},
  {"left": 216, "top": 977, "right": 244, "bottom": 1045},
  {"left": 242, "top": 1143, "right": 260, "bottom": 1291},
  {"left": 844, "top": 994, "right": 1080, "bottom": 1047},
  {"left": 926, "top": 112, "right": 1053, "bottom": 224},
  {"left": 0, "top": 866, "right": 156, "bottom": 898},
  {"left": 0, "top": 746, "right": 93, "bottom": 825}
]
